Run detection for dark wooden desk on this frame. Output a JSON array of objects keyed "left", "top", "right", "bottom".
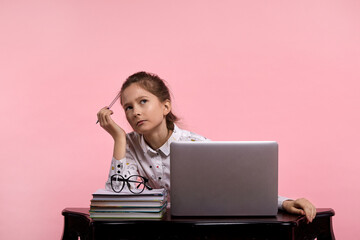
[{"left": 62, "top": 208, "right": 335, "bottom": 240}]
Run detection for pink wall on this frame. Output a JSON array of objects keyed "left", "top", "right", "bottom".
[{"left": 1, "top": 1, "right": 359, "bottom": 239}]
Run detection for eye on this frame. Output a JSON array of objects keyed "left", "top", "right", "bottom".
[
  {"left": 125, "top": 106, "right": 133, "bottom": 111},
  {"left": 140, "top": 99, "right": 148, "bottom": 104}
]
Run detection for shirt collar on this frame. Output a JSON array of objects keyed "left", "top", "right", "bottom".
[{"left": 139, "top": 124, "right": 181, "bottom": 157}]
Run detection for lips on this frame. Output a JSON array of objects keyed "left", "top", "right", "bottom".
[{"left": 136, "top": 120, "right": 146, "bottom": 126}]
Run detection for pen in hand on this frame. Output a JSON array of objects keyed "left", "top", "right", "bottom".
[{"left": 96, "top": 92, "right": 121, "bottom": 124}]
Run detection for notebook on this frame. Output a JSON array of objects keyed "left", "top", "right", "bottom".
[{"left": 170, "top": 141, "right": 278, "bottom": 216}]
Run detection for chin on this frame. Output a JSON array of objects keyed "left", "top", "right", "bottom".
[
  {"left": 133, "top": 126, "right": 151, "bottom": 135},
  {"left": 133, "top": 121, "right": 163, "bottom": 135}
]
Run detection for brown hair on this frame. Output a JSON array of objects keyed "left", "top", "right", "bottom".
[{"left": 120, "top": 71, "right": 178, "bottom": 130}]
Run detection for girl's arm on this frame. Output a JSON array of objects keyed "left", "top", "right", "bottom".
[
  {"left": 97, "top": 106, "right": 127, "bottom": 159},
  {"left": 98, "top": 107, "right": 139, "bottom": 190},
  {"left": 113, "top": 136, "right": 126, "bottom": 160},
  {"left": 105, "top": 143, "right": 139, "bottom": 191}
]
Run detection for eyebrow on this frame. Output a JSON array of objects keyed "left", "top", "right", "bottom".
[{"left": 122, "top": 96, "right": 149, "bottom": 108}]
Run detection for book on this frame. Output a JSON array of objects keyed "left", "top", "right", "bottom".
[
  {"left": 90, "top": 200, "right": 166, "bottom": 207},
  {"left": 92, "top": 195, "right": 165, "bottom": 201},
  {"left": 90, "top": 208, "right": 166, "bottom": 219},
  {"left": 90, "top": 203, "right": 167, "bottom": 213},
  {"left": 92, "top": 188, "right": 167, "bottom": 201}
]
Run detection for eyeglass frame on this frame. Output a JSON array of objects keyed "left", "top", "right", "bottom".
[{"left": 110, "top": 174, "right": 153, "bottom": 194}]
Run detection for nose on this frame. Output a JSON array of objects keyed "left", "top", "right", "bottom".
[{"left": 132, "top": 105, "right": 141, "bottom": 117}]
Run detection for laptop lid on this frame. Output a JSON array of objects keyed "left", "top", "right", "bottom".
[{"left": 170, "top": 141, "right": 278, "bottom": 216}]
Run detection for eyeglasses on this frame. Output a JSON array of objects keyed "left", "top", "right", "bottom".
[{"left": 110, "top": 174, "right": 153, "bottom": 194}]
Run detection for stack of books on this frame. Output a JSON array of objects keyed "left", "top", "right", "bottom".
[{"left": 90, "top": 188, "right": 167, "bottom": 220}]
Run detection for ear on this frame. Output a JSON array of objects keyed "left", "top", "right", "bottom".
[{"left": 163, "top": 99, "right": 171, "bottom": 116}]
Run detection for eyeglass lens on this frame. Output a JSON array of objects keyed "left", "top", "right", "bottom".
[
  {"left": 111, "top": 175, "right": 125, "bottom": 193},
  {"left": 127, "top": 175, "right": 145, "bottom": 193}
]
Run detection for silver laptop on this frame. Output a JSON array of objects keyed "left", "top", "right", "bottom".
[{"left": 170, "top": 141, "right": 278, "bottom": 216}]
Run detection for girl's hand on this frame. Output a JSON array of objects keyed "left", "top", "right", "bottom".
[
  {"left": 97, "top": 107, "right": 126, "bottom": 140},
  {"left": 282, "top": 198, "right": 316, "bottom": 223}
]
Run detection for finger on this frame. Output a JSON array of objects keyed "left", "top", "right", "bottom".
[
  {"left": 99, "top": 110, "right": 107, "bottom": 126},
  {"left": 97, "top": 111, "right": 104, "bottom": 125},
  {"left": 305, "top": 206, "right": 316, "bottom": 223},
  {"left": 290, "top": 207, "right": 305, "bottom": 215},
  {"left": 102, "top": 115, "right": 107, "bottom": 125},
  {"left": 105, "top": 114, "right": 113, "bottom": 125},
  {"left": 311, "top": 207, "right": 317, "bottom": 222},
  {"left": 299, "top": 209, "right": 306, "bottom": 216},
  {"left": 97, "top": 109, "right": 103, "bottom": 121},
  {"left": 104, "top": 110, "right": 114, "bottom": 124},
  {"left": 97, "top": 107, "right": 108, "bottom": 123},
  {"left": 99, "top": 108, "right": 112, "bottom": 125},
  {"left": 304, "top": 204, "right": 316, "bottom": 222},
  {"left": 102, "top": 110, "right": 109, "bottom": 125},
  {"left": 305, "top": 210, "right": 312, "bottom": 223}
]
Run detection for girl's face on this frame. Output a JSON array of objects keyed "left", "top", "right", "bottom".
[{"left": 121, "top": 83, "right": 171, "bottom": 135}]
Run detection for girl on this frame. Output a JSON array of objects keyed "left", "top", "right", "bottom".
[{"left": 97, "top": 71, "right": 316, "bottom": 223}]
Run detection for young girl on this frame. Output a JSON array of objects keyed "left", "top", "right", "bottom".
[{"left": 97, "top": 71, "right": 316, "bottom": 223}]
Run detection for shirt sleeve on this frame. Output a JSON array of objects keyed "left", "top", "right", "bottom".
[
  {"left": 278, "top": 195, "right": 292, "bottom": 210},
  {"left": 104, "top": 144, "right": 139, "bottom": 191}
]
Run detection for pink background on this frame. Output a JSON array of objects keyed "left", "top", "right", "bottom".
[{"left": 1, "top": 1, "right": 359, "bottom": 239}]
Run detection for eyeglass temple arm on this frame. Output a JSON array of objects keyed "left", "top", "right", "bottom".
[
  {"left": 143, "top": 178, "right": 153, "bottom": 190},
  {"left": 127, "top": 177, "right": 153, "bottom": 190}
]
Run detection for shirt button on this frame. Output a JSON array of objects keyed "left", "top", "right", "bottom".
[
  {"left": 149, "top": 166, "right": 152, "bottom": 168},
  {"left": 117, "top": 171, "right": 120, "bottom": 174},
  {"left": 117, "top": 165, "right": 121, "bottom": 168},
  {"left": 159, "top": 177, "right": 162, "bottom": 180}
]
